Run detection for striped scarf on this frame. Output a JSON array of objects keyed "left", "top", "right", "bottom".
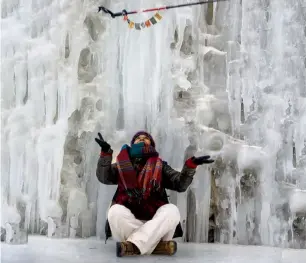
[{"left": 116, "top": 143, "right": 163, "bottom": 200}]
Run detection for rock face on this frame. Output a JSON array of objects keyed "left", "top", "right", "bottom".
[{"left": 1, "top": 0, "right": 305, "bottom": 248}]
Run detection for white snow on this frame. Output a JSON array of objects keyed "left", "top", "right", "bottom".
[{"left": 289, "top": 190, "right": 306, "bottom": 214}]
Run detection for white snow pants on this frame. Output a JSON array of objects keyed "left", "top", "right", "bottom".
[{"left": 107, "top": 204, "right": 181, "bottom": 255}]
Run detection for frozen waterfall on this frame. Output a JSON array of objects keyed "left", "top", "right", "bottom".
[{"left": 1, "top": 0, "right": 306, "bottom": 249}]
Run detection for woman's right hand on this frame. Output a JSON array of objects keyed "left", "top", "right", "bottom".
[{"left": 95, "top": 132, "right": 111, "bottom": 153}]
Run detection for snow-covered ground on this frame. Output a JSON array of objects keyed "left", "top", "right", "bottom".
[{"left": 1, "top": 236, "right": 306, "bottom": 263}]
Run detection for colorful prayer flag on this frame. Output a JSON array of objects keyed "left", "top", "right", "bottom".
[
  {"left": 145, "top": 20, "right": 151, "bottom": 27},
  {"left": 149, "top": 16, "right": 157, "bottom": 25},
  {"left": 135, "top": 23, "right": 141, "bottom": 30},
  {"left": 122, "top": 11, "right": 163, "bottom": 30},
  {"left": 155, "top": 12, "right": 162, "bottom": 20},
  {"left": 128, "top": 21, "right": 135, "bottom": 28}
]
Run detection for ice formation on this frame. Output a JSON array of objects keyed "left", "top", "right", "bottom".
[{"left": 1, "top": 0, "right": 306, "bottom": 249}]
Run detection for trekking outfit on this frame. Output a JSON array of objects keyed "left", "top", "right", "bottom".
[{"left": 95, "top": 131, "right": 214, "bottom": 257}]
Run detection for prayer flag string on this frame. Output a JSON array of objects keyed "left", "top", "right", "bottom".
[{"left": 123, "top": 11, "right": 163, "bottom": 30}]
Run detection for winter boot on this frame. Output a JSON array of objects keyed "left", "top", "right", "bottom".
[
  {"left": 116, "top": 241, "right": 140, "bottom": 257},
  {"left": 152, "top": 240, "right": 177, "bottom": 256}
]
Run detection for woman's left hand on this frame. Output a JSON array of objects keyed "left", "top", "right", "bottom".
[{"left": 192, "top": 156, "right": 214, "bottom": 165}]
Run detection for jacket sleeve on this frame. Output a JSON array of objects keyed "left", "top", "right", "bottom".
[
  {"left": 96, "top": 152, "right": 118, "bottom": 185},
  {"left": 162, "top": 158, "right": 197, "bottom": 192}
]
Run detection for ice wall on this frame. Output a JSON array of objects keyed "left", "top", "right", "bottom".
[{"left": 1, "top": 0, "right": 306, "bottom": 249}]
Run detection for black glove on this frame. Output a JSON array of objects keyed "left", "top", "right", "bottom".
[
  {"left": 192, "top": 155, "right": 214, "bottom": 165},
  {"left": 95, "top": 132, "right": 111, "bottom": 153}
]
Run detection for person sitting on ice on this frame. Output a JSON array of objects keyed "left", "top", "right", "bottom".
[{"left": 95, "top": 131, "right": 214, "bottom": 257}]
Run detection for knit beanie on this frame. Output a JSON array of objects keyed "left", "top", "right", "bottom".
[{"left": 131, "top": 131, "right": 156, "bottom": 148}]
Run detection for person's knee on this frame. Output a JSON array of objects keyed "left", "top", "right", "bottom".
[
  {"left": 107, "top": 204, "right": 126, "bottom": 223},
  {"left": 161, "top": 204, "right": 181, "bottom": 225}
]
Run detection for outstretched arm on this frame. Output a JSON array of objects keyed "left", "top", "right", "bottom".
[
  {"left": 95, "top": 132, "right": 118, "bottom": 185},
  {"left": 162, "top": 156, "right": 214, "bottom": 192},
  {"left": 96, "top": 152, "right": 118, "bottom": 185}
]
